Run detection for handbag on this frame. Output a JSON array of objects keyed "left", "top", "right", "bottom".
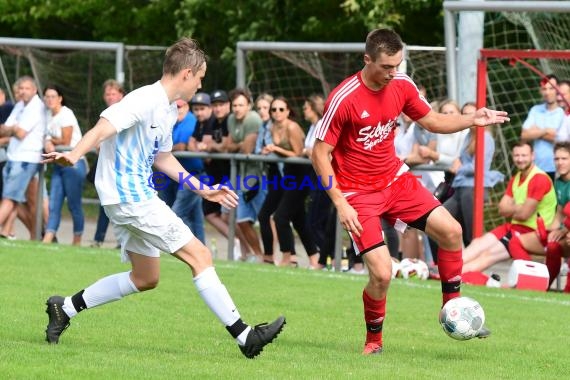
[{"left": 433, "top": 180, "right": 455, "bottom": 203}]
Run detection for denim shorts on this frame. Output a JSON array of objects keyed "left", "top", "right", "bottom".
[
  {"left": 2, "top": 161, "right": 40, "bottom": 202},
  {"left": 236, "top": 188, "right": 267, "bottom": 223}
]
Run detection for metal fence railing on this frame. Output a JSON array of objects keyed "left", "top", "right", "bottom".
[{"left": 27, "top": 148, "right": 447, "bottom": 271}]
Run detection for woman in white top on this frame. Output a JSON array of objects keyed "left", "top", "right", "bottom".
[{"left": 42, "top": 85, "right": 86, "bottom": 245}]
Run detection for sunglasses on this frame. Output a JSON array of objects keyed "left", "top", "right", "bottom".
[{"left": 271, "top": 107, "right": 286, "bottom": 112}]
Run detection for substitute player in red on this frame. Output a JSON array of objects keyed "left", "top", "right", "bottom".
[{"left": 312, "top": 29, "right": 509, "bottom": 355}]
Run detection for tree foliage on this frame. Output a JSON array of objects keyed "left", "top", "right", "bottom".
[
  {"left": 0, "top": 0, "right": 444, "bottom": 88},
  {"left": 0, "top": 0, "right": 179, "bottom": 44}
]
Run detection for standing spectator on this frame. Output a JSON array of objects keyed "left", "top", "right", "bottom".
[
  {"left": 302, "top": 95, "right": 328, "bottom": 248},
  {"left": 0, "top": 84, "right": 18, "bottom": 239},
  {"left": 169, "top": 94, "right": 208, "bottom": 243},
  {"left": 226, "top": 88, "right": 266, "bottom": 262},
  {"left": 42, "top": 37, "right": 285, "bottom": 356},
  {"left": 0, "top": 76, "right": 45, "bottom": 238},
  {"left": 419, "top": 99, "right": 470, "bottom": 189},
  {"left": 0, "top": 87, "right": 14, "bottom": 124},
  {"left": 441, "top": 102, "right": 504, "bottom": 247},
  {"left": 264, "top": 96, "right": 319, "bottom": 268},
  {"left": 201, "top": 89, "right": 251, "bottom": 259},
  {"left": 254, "top": 93, "right": 279, "bottom": 263},
  {"left": 91, "top": 79, "right": 125, "bottom": 247},
  {"left": 157, "top": 98, "right": 197, "bottom": 207},
  {"left": 556, "top": 79, "right": 570, "bottom": 141},
  {"left": 521, "top": 74, "right": 564, "bottom": 180},
  {"left": 42, "top": 85, "right": 86, "bottom": 245},
  {"left": 419, "top": 100, "right": 470, "bottom": 265},
  {"left": 0, "top": 87, "right": 14, "bottom": 201}
]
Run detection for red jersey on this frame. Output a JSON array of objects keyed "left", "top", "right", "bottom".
[
  {"left": 504, "top": 171, "right": 552, "bottom": 201},
  {"left": 315, "top": 71, "right": 430, "bottom": 192}
]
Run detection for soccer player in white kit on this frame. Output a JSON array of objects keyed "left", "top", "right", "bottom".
[{"left": 42, "top": 38, "right": 285, "bottom": 359}]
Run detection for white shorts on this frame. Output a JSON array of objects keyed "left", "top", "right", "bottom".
[{"left": 104, "top": 197, "right": 195, "bottom": 262}]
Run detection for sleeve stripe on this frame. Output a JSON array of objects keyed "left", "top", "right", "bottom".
[
  {"left": 316, "top": 76, "right": 360, "bottom": 140},
  {"left": 393, "top": 73, "right": 431, "bottom": 109}
]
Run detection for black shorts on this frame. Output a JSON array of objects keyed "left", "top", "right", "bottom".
[{"left": 203, "top": 198, "right": 221, "bottom": 216}]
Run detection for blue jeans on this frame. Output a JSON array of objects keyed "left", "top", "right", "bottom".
[
  {"left": 171, "top": 188, "right": 205, "bottom": 244},
  {"left": 46, "top": 159, "right": 87, "bottom": 236},
  {"left": 93, "top": 205, "right": 110, "bottom": 242}
]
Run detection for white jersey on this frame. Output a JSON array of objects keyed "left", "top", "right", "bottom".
[
  {"left": 5, "top": 94, "right": 46, "bottom": 163},
  {"left": 46, "top": 105, "right": 82, "bottom": 148},
  {"left": 95, "top": 81, "right": 176, "bottom": 205}
]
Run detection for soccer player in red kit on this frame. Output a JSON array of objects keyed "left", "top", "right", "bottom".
[{"left": 312, "top": 29, "right": 509, "bottom": 355}]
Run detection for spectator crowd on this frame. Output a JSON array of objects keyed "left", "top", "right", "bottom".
[{"left": 2, "top": 72, "right": 570, "bottom": 291}]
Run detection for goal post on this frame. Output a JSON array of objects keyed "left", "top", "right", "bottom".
[
  {"left": 475, "top": 48, "right": 570, "bottom": 235},
  {"left": 445, "top": 0, "right": 570, "bottom": 239}
]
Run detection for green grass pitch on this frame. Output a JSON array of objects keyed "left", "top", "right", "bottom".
[{"left": 1, "top": 240, "right": 568, "bottom": 379}]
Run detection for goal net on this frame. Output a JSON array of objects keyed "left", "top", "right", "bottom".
[
  {"left": 0, "top": 42, "right": 165, "bottom": 131},
  {"left": 465, "top": 7, "right": 570, "bottom": 233},
  {"left": 237, "top": 42, "right": 449, "bottom": 117}
]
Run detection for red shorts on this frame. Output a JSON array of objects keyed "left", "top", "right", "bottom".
[
  {"left": 490, "top": 223, "right": 534, "bottom": 240},
  {"left": 346, "top": 172, "right": 440, "bottom": 255}
]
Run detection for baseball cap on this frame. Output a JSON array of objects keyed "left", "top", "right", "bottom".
[
  {"left": 190, "top": 92, "right": 211, "bottom": 106},
  {"left": 210, "top": 90, "right": 229, "bottom": 103}
]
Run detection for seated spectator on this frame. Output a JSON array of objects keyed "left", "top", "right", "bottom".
[
  {"left": 541, "top": 142, "right": 570, "bottom": 291},
  {"left": 42, "top": 85, "right": 86, "bottom": 245},
  {"left": 461, "top": 141, "right": 557, "bottom": 277}
]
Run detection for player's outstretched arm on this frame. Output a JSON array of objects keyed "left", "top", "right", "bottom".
[
  {"left": 153, "top": 151, "right": 238, "bottom": 209},
  {"left": 42, "top": 117, "right": 117, "bottom": 166},
  {"left": 417, "top": 108, "right": 510, "bottom": 134}
]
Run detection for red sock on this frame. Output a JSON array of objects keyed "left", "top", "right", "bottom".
[
  {"left": 362, "top": 290, "right": 386, "bottom": 346},
  {"left": 437, "top": 248, "right": 462, "bottom": 305},
  {"left": 545, "top": 241, "right": 562, "bottom": 288},
  {"left": 508, "top": 235, "right": 532, "bottom": 260},
  {"left": 564, "top": 258, "right": 570, "bottom": 293}
]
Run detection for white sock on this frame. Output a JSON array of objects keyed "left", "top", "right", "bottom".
[
  {"left": 62, "top": 297, "right": 78, "bottom": 318},
  {"left": 82, "top": 271, "right": 139, "bottom": 309},
  {"left": 193, "top": 267, "right": 243, "bottom": 326},
  {"left": 236, "top": 328, "right": 251, "bottom": 346}
]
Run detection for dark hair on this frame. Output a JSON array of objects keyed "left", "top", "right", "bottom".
[
  {"left": 228, "top": 87, "right": 252, "bottom": 104},
  {"left": 306, "top": 94, "right": 325, "bottom": 118},
  {"left": 513, "top": 140, "right": 534, "bottom": 153},
  {"left": 365, "top": 29, "right": 404, "bottom": 61},
  {"left": 554, "top": 141, "right": 570, "bottom": 154},
  {"left": 540, "top": 73, "right": 558, "bottom": 86},
  {"left": 461, "top": 101, "right": 476, "bottom": 114},
  {"left": 163, "top": 37, "right": 207, "bottom": 77},
  {"left": 270, "top": 96, "right": 295, "bottom": 119},
  {"left": 43, "top": 84, "right": 66, "bottom": 106}
]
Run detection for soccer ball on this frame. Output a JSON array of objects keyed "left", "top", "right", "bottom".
[
  {"left": 397, "top": 258, "right": 429, "bottom": 280},
  {"left": 439, "top": 296, "right": 485, "bottom": 340}
]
